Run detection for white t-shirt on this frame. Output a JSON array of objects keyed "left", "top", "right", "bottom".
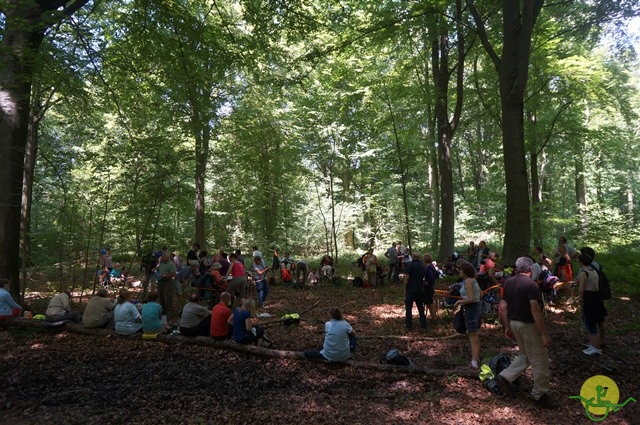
[{"left": 321, "top": 319, "right": 353, "bottom": 362}]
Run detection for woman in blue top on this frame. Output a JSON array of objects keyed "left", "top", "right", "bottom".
[
  {"left": 454, "top": 262, "right": 482, "bottom": 369},
  {"left": 304, "top": 307, "right": 356, "bottom": 362},
  {"left": 141, "top": 292, "right": 170, "bottom": 334},
  {"left": 0, "top": 279, "right": 22, "bottom": 320},
  {"left": 228, "top": 298, "right": 270, "bottom": 346},
  {"left": 114, "top": 289, "right": 142, "bottom": 336}
]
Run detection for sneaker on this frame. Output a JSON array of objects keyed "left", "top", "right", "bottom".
[
  {"left": 496, "top": 375, "right": 512, "bottom": 397},
  {"left": 583, "top": 345, "right": 603, "bottom": 355},
  {"left": 535, "top": 394, "right": 560, "bottom": 409}
]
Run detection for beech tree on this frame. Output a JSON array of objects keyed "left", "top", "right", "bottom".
[{"left": 1, "top": 0, "right": 90, "bottom": 299}]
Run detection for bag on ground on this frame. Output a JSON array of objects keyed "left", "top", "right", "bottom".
[{"left": 453, "top": 308, "right": 466, "bottom": 334}]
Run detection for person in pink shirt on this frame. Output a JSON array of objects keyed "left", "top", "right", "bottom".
[
  {"left": 225, "top": 253, "right": 247, "bottom": 303},
  {"left": 478, "top": 251, "right": 499, "bottom": 290}
]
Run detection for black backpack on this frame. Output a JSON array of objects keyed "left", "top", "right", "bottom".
[
  {"left": 593, "top": 263, "right": 611, "bottom": 301},
  {"left": 484, "top": 353, "right": 512, "bottom": 396},
  {"left": 380, "top": 349, "right": 413, "bottom": 366}
]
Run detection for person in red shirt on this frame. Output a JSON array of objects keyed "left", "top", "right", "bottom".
[
  {"left": 225, "top": 253, "right": 247, "bottom": 302},
  {"left": 210, "top": 292, "right": 233, "bottom": 339}
]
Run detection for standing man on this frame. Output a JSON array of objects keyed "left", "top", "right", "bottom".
[
  {"left": 363, "top": 248, "right": 378, "bottom": 287},
  {"left": 554, "top": 236, "right": 580, "bottom": 263},
  {"left": 466, "top": 241, "right": 477, "bottom": 264},
  {"left": 497, "top": 256, "right": 559, "bottom": 409},
  {"left": 157, "top": 252, "right": 177, "bottom": 316},
  {"left": 423, "top": 253, "right": 439, "bottom": 320},
  {"left": 474, "top": 241, "right": 490, "bottom": 270},
  {"left": 403, "top": 252, "right": 427, "bottom": 330},
  {"left": 187, "top": 243, "right": 199, "bottom": 263},
  {"left": 385, "top": 242, "right": 399, "bottom": 283},
  {"left": 234, "top": 249, "right": 245, "bottom": 265},
  {"left": 295, "top": 259, "right": 308, "bottom": 289}
]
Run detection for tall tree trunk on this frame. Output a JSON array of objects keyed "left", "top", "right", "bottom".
[
  {"left": 0, "top": 0, "right": 89, "bottom": 300},
  {"left": 385, "top": 94, "right": 412, "bottom": 253},
  {"left": 433, "top": 0, "right": 464, "bottom": 262},
  {"left": 194, "top": 125, "right": 209, "bottom": 248},
  {"left": 575, "top": 159, "right": 587, "bottom": 235},
  {"left": 21, "top": 100, "right": 39, "bottom": 269},
  {"left": 429, "top": 148, "right": 440, "bottom": 252},
  {"left": 530, "top": 147, "right": 542, "bottom": 247},
  {"left": 469, "top": 0, "right": 543, "bottom": 264}
]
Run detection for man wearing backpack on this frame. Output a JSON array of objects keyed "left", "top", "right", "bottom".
[{"left": 497, "top": 256, "right": 559, "bottom": 409}]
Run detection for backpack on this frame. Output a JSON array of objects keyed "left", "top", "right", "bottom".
[
  {"left": 380, "top": 349, "right": 413, "bottom": 366},
  {"left": 592, "top": 264, "right": 611, "bottom": 301},
  {"left": 481, "top": 353, "right": 512, "bottom": 396},
  {"left": 282, "top": 269, "right": 292, "bottom": 282},
  {"left": 281, "top": 313, "right": 300, "bottom": 325},
  {"left": 489, "top": 353, "right": 512, "bottom": 376},
  {"left": 538, "top": 267, "right": 552, "bottom": 284}
]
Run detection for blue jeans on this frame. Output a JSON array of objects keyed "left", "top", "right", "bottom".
[
  {"left": 257, "top": 280, "right": 269, "bottom": 306},
  {"left": 405, "top": 291, "right": 427, "bottom": 328}
]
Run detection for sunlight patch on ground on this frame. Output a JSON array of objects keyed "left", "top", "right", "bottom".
[
  {"left": 366, "top": 304, "right": 406, "bottom": 319},
  {"left": 619, "top": 296, "right": 631, "bottom": 301},
  {"left": 388, "top": 379, "right": 425, "bottom": 393}
]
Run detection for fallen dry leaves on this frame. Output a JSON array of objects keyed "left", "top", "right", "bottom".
[{"left": 1, "top": 280, "right": 639, "bottom": 424}]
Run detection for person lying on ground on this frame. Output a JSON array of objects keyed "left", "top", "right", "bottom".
[
  {"left": 304, "top": 307, "right": 356, "bottom": 362},
  {"left": 179, "top": 293, "right": 212, "bottom": 337},
  {"left": 82, "top": 288, "right": 115, "bottom": 329}
]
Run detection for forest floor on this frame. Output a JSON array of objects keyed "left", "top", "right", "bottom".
[{"left": 1, "top": 274, "right": 639, "bottom": 425}]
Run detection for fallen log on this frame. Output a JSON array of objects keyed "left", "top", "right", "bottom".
[
  {"left": 358, "top": 334, "right": 462, "bottom": 341},
  {"left": 2, "top": 317, "right": 479, "bottom": 379}
]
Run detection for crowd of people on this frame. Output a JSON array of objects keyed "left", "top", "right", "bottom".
[{"left": 0, "top": 236, "right": 612, "bottom": 411}]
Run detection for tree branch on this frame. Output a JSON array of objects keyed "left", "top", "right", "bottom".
[{"left": 466, "top": 0, "right": 500, "bottom": 69}]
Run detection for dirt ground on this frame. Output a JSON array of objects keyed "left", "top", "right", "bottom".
[{"left": 1, "top": 278, "right": 639, "bottom": 425}]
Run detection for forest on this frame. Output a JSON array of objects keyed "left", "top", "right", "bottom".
[
  {"left": 1, "top": 1, "right": 640, "bottom": 298},
  {"left": 2, "top": 2, "right": 640, "bottom": 424}
]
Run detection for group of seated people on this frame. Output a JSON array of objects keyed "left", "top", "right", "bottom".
[
  {"left": 2, "top": 274, "right": 356, "bottom": 364},
  {"left": 70, "top": 287, "right": 274, "bottom": 347}
]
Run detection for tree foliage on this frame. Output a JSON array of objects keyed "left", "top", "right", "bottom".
[{"left": 1, "top": 0, "right": 640, "bottom": 292}]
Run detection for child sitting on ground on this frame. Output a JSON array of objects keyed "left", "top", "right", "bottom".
[{"left": 308, "top": 268, "right": 319, "bottom": 286}]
